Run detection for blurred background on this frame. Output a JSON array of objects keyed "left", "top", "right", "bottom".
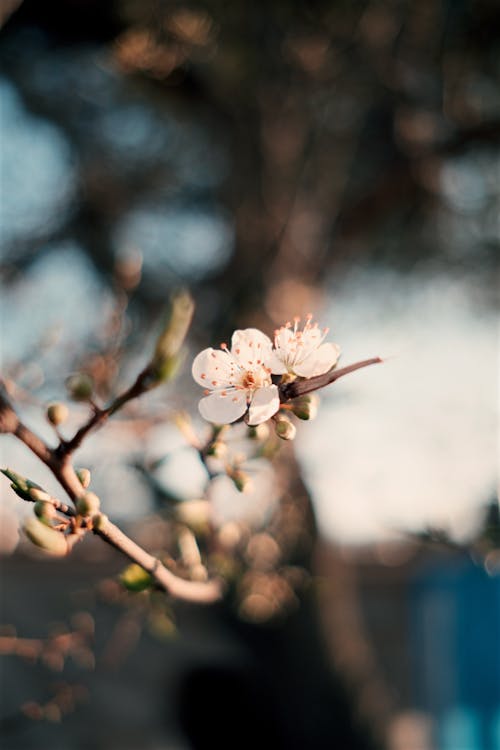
[{"left": 0, "top": 1, "right": 499, "bottom": 748}]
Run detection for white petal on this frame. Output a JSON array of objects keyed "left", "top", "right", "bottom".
[
  {"left": 192, "top": 348, "right": 236, "bottom": 388},
  {"left": 247, "top": 385, "right": 280, "bottom": 425},
  {"left": 267, "top": 351, "right": 288, "bottom": 375},
  {"left": 231, "top": 328, "right": 273, "bottom": 368},
  {"left": 198, "top": 391, "right": 247, "bottom": 424},
  {"left": 293, "top": 343, "right": 340, "bottom": 377}
]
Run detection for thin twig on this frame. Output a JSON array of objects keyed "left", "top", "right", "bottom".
[{"left": 58, "top": 367, "right": 155, "bottom": 457}]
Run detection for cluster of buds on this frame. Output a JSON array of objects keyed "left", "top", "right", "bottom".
[{"left": 1, "top": 467, "right": 107, "bottom": 556}]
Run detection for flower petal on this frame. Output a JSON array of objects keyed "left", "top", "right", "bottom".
[
  {"left": 267, "top": 351, "right": 288, "bottom": 375},
  {"left": 192, "top": 348, "right": 237, "bottom": 388},
  {"left": 231, "top": 328, "right": 273, "bottom": 368},
  {"left": 293, "top": 342, "right": 340, "bottom": 377},
  {"left": 247, "top": 385, "right": 280, "bottom": 425},
  {"left": 198, "top": 391, "right": 247, "bottom": 424}
]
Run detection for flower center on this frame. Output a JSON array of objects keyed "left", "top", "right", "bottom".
[{"left": 241, "top": 370, "right": 265, "bottom": 389}]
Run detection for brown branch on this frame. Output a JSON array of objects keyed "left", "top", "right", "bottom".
[
  {"left": 279, "top": 357, "right": 383, "bottom": 401},
  {"left": 0, "top": 383, "right": 224, "bottom": 605}
]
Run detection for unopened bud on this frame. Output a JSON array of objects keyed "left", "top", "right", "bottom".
[
  {"left": 23, "top": 517, "right": 67, "bottom": 556},
  {"left": 291, "top": 393, "right": 319, "bottom": 421},
  {"left": 229, "top": 468, "right": 253, "bottom": 493},
  {"left": 176, "top": 500, "right": 211, "bottom": 532},
  {"left": 76, "top": 468, "right": 91, "bottom": 489},
  {"left": 29, "top": 487, "right": 51, "bottom": 502},
  {"left": 247, "top": 423, "right": 270, "bottom": 441},
  {"left": 120, "top": 563, "right": 152, "bottom": 592},
  {"left": 150, "top": 290, "right": 194, "bottom": 382},
  {"left": 92, "top": 512, "right": 108, "bottom": 531},
  {"left": 34, "top": 500, "right": 57, "bottom": 523},
  {"left": 65, "top": 373, "right": 93, "bottom": 401},
  {"left": 206, "top": 440, "right": 227, "bottom": 460},
  {"left": 76, "top": 492, "right": 100, "bottom": 517},
  {"left": 46, "top": 402, "right": 69, "bottom": 426},
  {"left": 274, "top": 415, "right": 297, "bottom": 441}
]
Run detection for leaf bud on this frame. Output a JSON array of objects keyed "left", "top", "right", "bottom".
[
  {"left": 291, "top": 393, "right": 319, "bottom": 421},
  {"left": 120, "top": 563, "right": 152, "bottom": 592},
  {"left": 274, "top": 414, "right": 297, "bottom": 441},
  {"left": 150, "top": 290, "right": 194, "bottom": 383},
  {"left": 65, "top": 373, "right": 94, "bottom": 401},
  {"left": 23, "top": 517, "right": 67, "bottom": 556},
  {"left": 76, "top": 492, "right": 101, "bottom": 517},
  {"left": 76, "top": 468, "right": 91, "bottom": 489},
  {"left": 46, "top": 402, "right": 69, "bottom": 426},
  {"left": 1, "top": 467, "right": 29, "bottom": 493}
]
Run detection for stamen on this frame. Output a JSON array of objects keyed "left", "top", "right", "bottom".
[{"left": 220, "top": 342, "right": 228, "bottom": 350}]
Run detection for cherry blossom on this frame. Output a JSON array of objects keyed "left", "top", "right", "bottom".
[
  {"left": 192, "top": 328, "right": 280, "bottom": 425},
  {"left": 268, "top": 315, "right": 340, "bottom": 377}
]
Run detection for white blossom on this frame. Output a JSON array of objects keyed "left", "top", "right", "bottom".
[
  {"left": 192, "top": 328, "right": 280, "bottom": 425},
  {"left": 268, "top": 315, "right": 340, "bottom": 377}
]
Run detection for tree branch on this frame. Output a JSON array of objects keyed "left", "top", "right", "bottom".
[{"left": 0, "top": 383, "right": 224, "bottom": 605}]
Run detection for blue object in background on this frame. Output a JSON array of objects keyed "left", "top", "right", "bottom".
[{"left": 410, "top": 556, "right": 500, "bottom": 750}]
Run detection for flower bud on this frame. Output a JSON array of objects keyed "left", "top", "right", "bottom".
[
  {"left": 229, "top": 468, "right": 253, "bottom": 493},
  {"left": 176, "top": 500, "right": 211, "bottom": 532},
  {"left": 23, "top": 517, "right": 67, "bottom": 556},
  {"left": 65, "top": 373, "right": 93, "bottom": 401},
  {"left": 92, "top": 512, "right": 108, "bottom": 531},
  {"left": 34, "top": 500, "right": 57, "bottom": 523},
  {"left": 76, "top": 468, "right": 91, "bottom": 489},
  {"left": 291, "top": 393, "right": 319, "bottom": 421},
  {"left": 120, "top": 563, "right": 152, "bottom": 592},
  {"left": 76, "top": 492, "right": 101, "bottom": 517},
  {"left": 46, "top": 402, "right": 69, "bottom": 426},
  {"left": 274, "top": 415, "right": 296, "bottom": 441}
]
